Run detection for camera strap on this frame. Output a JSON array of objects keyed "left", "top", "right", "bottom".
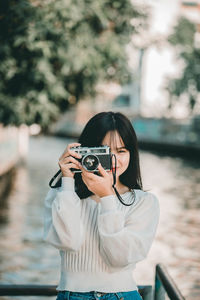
[
  {"left": 111, "top": 154, "right": 135, "bottom": 206},
  {"left": 49, "top": 169, "right": 62, "bottom": 188},
  {"left": 49, "top": 154, "right": 135, "bottom": 206}
]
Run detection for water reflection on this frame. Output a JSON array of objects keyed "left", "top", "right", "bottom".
[
  {"left": 0, "top": 135, "right": 199, "bottom": 300},
  {"left": 135, "top": 152, "right": 200, "bottom": 299}
]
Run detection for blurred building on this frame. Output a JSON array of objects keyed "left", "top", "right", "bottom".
[
  {"left": 111, "top": 48, "right": 144, "bottom": 116},
  {"left": 181, "top": 0, "right": 200, "bottom": 21},
  {"left": 181, "top": 0, "right": 200, "bottom": 46}
]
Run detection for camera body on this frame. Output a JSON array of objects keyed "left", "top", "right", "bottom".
[{"left": 70, "top": 145, "right": 112, "bottom": 173}]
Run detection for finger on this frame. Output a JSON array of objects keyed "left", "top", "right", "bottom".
[
  {"left": 78, "top": 164, "right": 84, "bottom": 172},
  {"left": 69, "top": 163, "right": 81, "bottom": 170},
  {"left": 59, "top": 143, "right": 81, "bottom": 160},
  {"left": 62, "top": 162, "right": 80, "bottom": 171},
  {"left": 81, "top": 173, "right": 96, "bottom": 187},
  {"left": 60, "top": 149, "right": 81, "bottom": 161},
  {"left": 97, "top": 164, "right": 108, "bottom": 177},
  {"left": 81, "top": 173, "right": 96, "bottom": 185},
  {"left": 81, "top": 167, "right": 99, "bottom": 178},
  {"left": 81, "top": 169, "right": 94, "bottom": 179},
  {"left": 81, "top": 174, "right": 88, "bottom": 187},
  {"left": 59, "top": 157, "right": 81, "bottom": 170},
  {"left": 62, "top": 156, "right": 81, "bottom": 167},
  {"left": 68, "top": 149, "right": 82, "bottom": 160},
  {"left": 67, "top": 142, "right": 82, "bottom": 152}
]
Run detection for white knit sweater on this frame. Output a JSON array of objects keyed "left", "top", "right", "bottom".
[{"left": 43, "top": 177, "right": 159, "bottom": 292}]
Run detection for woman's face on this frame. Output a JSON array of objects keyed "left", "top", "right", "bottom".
[{"left": 101, "top": 131, "right": 130, "bottom": 178}]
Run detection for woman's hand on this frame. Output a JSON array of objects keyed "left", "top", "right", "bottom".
[
  {"left": 81, "top": 164, "right": 114, "bottom": 198},
  {"left": 58, "top": 143, "right": 82, "bottom": 178}
]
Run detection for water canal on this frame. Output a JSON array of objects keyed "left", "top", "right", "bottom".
[{"left": 0, "top": 135, "right": 200, "bottom": 300}]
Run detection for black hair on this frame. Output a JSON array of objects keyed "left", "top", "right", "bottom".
[
  {"left": 49, "top": 111, "right": 143, "bottom": 200},
  {"left": 74, "top": 111, "right": 143, "bottom": 199}
]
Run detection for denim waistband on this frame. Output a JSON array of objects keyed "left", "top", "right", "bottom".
[{"left": 57, "top": 290, "right": 140, "bottom": 300}]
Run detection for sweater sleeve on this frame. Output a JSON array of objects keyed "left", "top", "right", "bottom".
[
  {"left": 43, "top": 177, "right": 84, "bottom": 251},
  {"left": 97, "top": 192, "right": 159, "bottom": 268}
]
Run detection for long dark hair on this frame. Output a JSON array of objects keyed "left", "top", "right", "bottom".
[
  {"left": 49, "top": 111, "right": 143, "bottom": 199},
  {"left": 74, "top": 111, "right": 143, "bottom": 199}
]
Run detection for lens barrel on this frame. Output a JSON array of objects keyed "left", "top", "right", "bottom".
[{"left": 82, "top": 154, "right": 99, "bottom": 171}]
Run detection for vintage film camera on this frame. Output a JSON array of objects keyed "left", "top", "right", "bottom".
[{"left": 70, "top": 145, "right": 112, "bottom": 173}]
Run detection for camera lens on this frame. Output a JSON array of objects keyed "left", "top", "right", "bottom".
[{"left": 82, "top": 154, "right": 99, "bottom": 171}]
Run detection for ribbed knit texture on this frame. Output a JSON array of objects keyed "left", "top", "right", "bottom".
[{"left": 44, "top": 177, "right": 159, "bottom": 292}]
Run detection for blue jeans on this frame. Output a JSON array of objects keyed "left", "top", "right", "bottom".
[{"left": 56, "top": 290, "right": 142, "bottom": 300}]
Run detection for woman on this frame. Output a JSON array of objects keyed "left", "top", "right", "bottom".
[{"left": 44, "top": 111, "right": 159, "bottom": 300}]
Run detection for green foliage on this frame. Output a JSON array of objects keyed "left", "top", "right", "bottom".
[
  {"left": 0, "top": 0, "right": 147, "bottom": 128},
  {"left": 166, "top": 17, "right": 200, "bottom": 112}
]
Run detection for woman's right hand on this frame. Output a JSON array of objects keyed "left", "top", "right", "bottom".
[{"left": 58, "top": 143, "right": 82, "bottom": 178}]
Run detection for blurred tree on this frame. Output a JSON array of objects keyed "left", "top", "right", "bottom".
[
  {"left": 165, "top": 17, "right": 200, "bottom": 113},
  {"left": 0, "top": 0, "right": 148, "bottom": 129}
]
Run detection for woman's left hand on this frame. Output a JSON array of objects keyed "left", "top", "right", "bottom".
[{"left": 81, "top": 164, "right": 114, "bottom": 198}]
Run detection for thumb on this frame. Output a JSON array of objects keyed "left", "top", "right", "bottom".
[{"left": 97, "top": 163, "right": 108, "bottom": 177}]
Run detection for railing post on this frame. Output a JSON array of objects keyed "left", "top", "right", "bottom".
[
  {"left": 138, "top": 285, "right": 153, "bottom": 300},
  {"left": 154, "top": 264, "right": 185, "bottom": 300},
  {"left": 154, "top": 271, "right": 166, "bottom": 300}
]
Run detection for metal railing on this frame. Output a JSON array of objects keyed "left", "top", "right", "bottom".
[
  {"left": 0, "top": 284, "right": 57, "bottom": 297},
  {"left": 0, "top": 264, "right": 185, "bottom": 300},
  {"left": 154, "top": 264, "right": 185, "bottom": 300},
  {"left": 0, "top": 284, "right": 152, "bottom": 299}
]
